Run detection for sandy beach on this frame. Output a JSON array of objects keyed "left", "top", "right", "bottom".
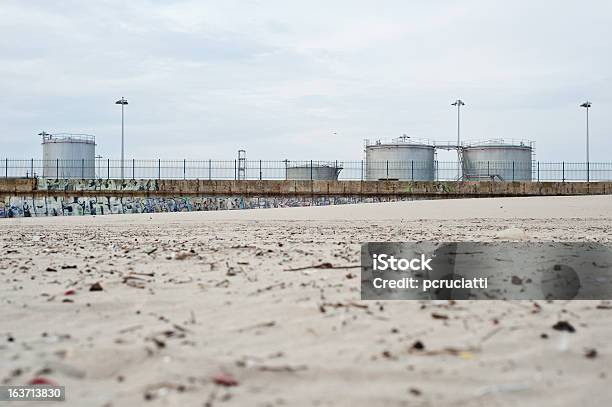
[{"left": 2, "top": 195, "right": 612, "bottom": 406}]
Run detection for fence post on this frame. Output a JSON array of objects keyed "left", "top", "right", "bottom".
[
  {"left": 5, "top": 158, "right": 7, "bottom": 178},
  {"left": 386, "top": 160, "right": 389, "bottom": 180},
  {"left": 107, "top": 159, "right": 110, "bottom": 180},
  {"left": 487, "top": 161, "right": 490, "bottom": 177},
  {"left": 234, "top": 159, "right": 237, "bottom": 180},
  {"left": 81, "top": 158, "right": 84, "bottom": 179},
  {"left": 335, "top": 160, "right": 338, "bottom": 180},
  {"left": 158, "top": 159, "right": 161, "bottom": 179},
  {"left": 259, "top": 160, "right": 262, "bottom": 180},
  {"left": 434, "top": 160, "right": 437, "bottom": 181},
  {"left": 361, "top": 160, "right": 364, "bottom": 181},
  {"left": 132, "top": 159, "right": 135, "bottom": 180},
  {"left": 512, "top": 161, "right": 515, "bottom": 182},
  {"left": 537, "top": 161, "right": 540, "bottom": 182},
  {"left": 310, "top": 160, "right": 313, "bottom": 180},
  {"left": 587, "top": 162, "right": 590, "bottom": 183},
  {"left": 183, "top": 159, "right": 186, "bottom": 180},
  {"left": 31, "top": 158, "right": 34, "bottom": 179},
  {"left": 209, "top": 159, "right": 212, "bottom": 180},
  {"left": 56, "top": 158, "right": 59, "bottom": 180},
  {"left": 411, "top": 160, "right": 414, "bottom": 181},
  {"left": 562, "top": 162, "right": 565, "bottom": 182}
]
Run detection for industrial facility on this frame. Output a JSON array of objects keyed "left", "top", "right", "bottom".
[
  {"left": 364, "top": 136, "right": 535, "bottom": 181},
  {"left": 286, "top": 163, "right": 343, "bottom": 180},
  {"left": 365, "top": 136, "right": 436, "bottom": 181},
  {"left": 41, "top": 132, "right": 96, "bottom": 179},
  {"left": 33, "top": 129, "right": 536, "bottom": 182},
  {"left": 461, "top": 139, "right": 534, "bottom": 181}
]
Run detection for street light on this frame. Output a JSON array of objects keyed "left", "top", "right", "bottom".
[
  {"left": 115, "top": 97, "right": 128, "bottom": 179},
  {"left": 451, "top": 99, "right": 465, "bottom": 180},
  {"left": 580, "top": 101, "right": 592, "bottom": 182}
]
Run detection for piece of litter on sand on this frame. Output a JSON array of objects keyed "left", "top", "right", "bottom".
[
  {"left": 89, "top": 282, "right": 103, "bottom": 291},
  {"left": 144, "top": 246, "right": 157, "bottom": 255},
  {"left": 284, "top": 263, "right": 360, "bottom": 271},
  {"left": 557, "top": 332, "right": 570, "bottom": 352},
  {"left": 257, "top": 364, "right": 307, "bottom": 373},
  {"left": 237, "top": 321, "right": 276, "bottom": 332},
  {"left": 28, "top": 377, "right": 59, "bottom": 386},
  {"left": 475, "top": 382, "right": 531, "bottom": 397},
  {"left": 494, "top": 227, "right": 527, "bottom": 240},
  {"left": 212, "top": 372, "right": 239, "bottom": 387},
  {"left": 552, "top": 321, "right": 576, "bottom": 333}
]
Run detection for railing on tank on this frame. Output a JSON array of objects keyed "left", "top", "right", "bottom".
[
  {"left": 41, "top": 133, "right": 96, "bottom": 143},
  {"left": 1, "top": 159, "right": 612, "bottom": 182},
  {"left": 365, "top": 136, "right": 437, "bottom": 147},
  {"left": 461, "top": 139, "right": 535, "bottom": 148}
]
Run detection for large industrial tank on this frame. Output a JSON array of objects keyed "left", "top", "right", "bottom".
[
  {"left": 462, "top": 140, "right": 533, "bottom": 181},
  {"left": 286, "top": 163, "right": 342, "bottom": 180},
  {"left": 42, "top": 133, "right": 96, "bottom": 179},
  {"left": 365, "top": 138, "right": 435, "bottom": 181}
]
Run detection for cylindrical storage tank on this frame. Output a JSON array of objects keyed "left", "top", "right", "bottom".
[
  {"left": 365, "top": 140, "right": 435, "bottom": 181},
  {"left": 286, "top": 164, "right": 342, "bottom": 180},
  {"left": 462, "top": 141, "right": 533, "bottom": 181},
  {"left": 42, "top": 133, "right": 96, "bottom": 179}
]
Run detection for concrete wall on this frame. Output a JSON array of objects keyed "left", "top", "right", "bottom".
[{"left": 1, "top": 178, "right": 610, "bottom": 218}]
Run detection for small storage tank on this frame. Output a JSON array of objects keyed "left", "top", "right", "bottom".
[
  {"left": 462, "top": 140, "right": 533, "bottom": 181},
  {"left": 286, "top": 163, "right": 342, "bottom": 180},
  {"left": 42, "top": 133, "right": 96, "bottom": 179},
  {"left": 365, "top": 137, "right": 435, "bottom": 181}
]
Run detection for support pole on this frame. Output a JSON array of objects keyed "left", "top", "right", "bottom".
[{"left": 562, "top": 162, "right": 565, "bottom": 182}]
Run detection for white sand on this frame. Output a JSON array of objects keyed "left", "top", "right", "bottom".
[{"left": 1, "top": 195, "right": 612, "bottom": 406}]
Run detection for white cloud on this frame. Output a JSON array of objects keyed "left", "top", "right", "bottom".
[{"left": 0, "top": 0, "right": 610, "bottom": 162}]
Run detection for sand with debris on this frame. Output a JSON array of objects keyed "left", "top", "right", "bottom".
[{"left": 1, "top": 195, "right": 612, "bottom": 406}]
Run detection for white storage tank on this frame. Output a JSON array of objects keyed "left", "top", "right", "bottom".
[
  {"left": 42, "top": 133, "right": 96, "bottom": 179},
  {"left": 286, "top": 163, "right": 342, "bottom": 180},
  {"left": 462, "top": 140, "right": 533, "bottom": 181},
  {"left": 365, "top": 137, "right": 435, "bottom": 181}
]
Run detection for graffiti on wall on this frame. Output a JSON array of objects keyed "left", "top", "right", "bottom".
[{"left": 0, "top": 194, "right": 416, "bottom": 218}]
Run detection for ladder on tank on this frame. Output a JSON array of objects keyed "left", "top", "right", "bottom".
[{"left": 237, "top": 150, "right": 246, "bottom": 180}]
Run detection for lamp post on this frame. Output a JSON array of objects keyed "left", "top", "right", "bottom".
[
  {"left": 451, "top": 99, "right": 465, "bottom": 180},
  {"left": 580, "top": 101, "right": 591, "bottom": 182},
  {"left": 115, "top": 97, "right": 128, "bottom": 179}
]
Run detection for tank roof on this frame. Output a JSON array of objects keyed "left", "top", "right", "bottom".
[
  {"left": 462, "top": 139, "right": 534, "bottom": 149},
  {"left": 287, "top": 161, "right": 343, "bottom": 169},
  {"left": 365, "top": 136, "right": 435, "bottom": 148},
  {"left": 41, "top": 133, "right": 95, "bottom": 144}
]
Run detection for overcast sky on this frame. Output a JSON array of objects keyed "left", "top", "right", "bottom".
[{"left": 1, "top": 0, "right": 610, "bottom": 161}]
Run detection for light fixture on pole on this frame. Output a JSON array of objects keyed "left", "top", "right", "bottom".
[
  {"left": 115, "top": 97, "right": 128, "bottom": 179},
  {"left": 451, "top": 99, "right": 465, "bottom": 180},
  {"left": 580, "top": 101, "right": 591, "bottom": 182}
]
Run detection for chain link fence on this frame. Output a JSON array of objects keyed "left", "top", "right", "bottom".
[{"left": 2, "top": 159, "right": 612, "bottom": 182}]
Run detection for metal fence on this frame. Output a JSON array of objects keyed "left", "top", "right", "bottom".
[{"left": 2, "top": 159, "right": 612, "bottom": 182}]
